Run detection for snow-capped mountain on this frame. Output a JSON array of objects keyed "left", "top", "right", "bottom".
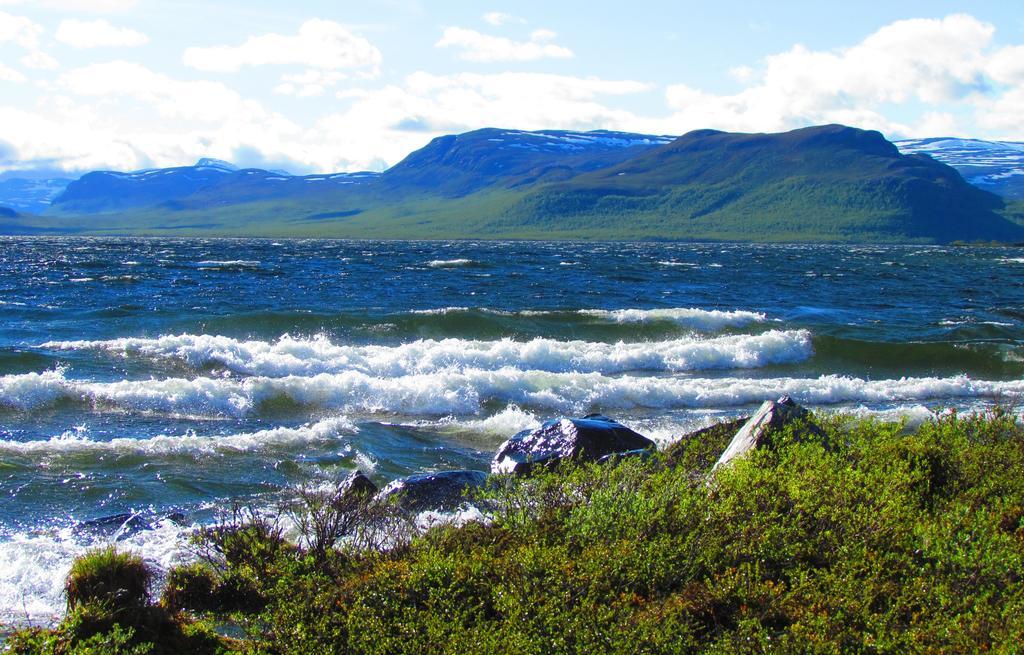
[
  {"left": 193, "top": 158, "right": 240, "bottom": 173},
  {"left": 0, "top": 177, "right": 74, "bottom": 214},
  {"left": 895, "top": 137, "right": 1024, "bottom": 199},
  {"left": 50, "top": 158, "right": 382, "bottom": 214},
  {"left": 50, "top": 131, "right": 673, "bottom": 212}
]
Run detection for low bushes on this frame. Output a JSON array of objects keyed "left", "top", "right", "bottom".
[
  {"left": 228, "top": 411, "right": 1024, "bottom": 653},
  {"left": 5, "top": 546, "right": 229, "bottom": 654},
  {"left": 65, "top": 547, "right": 151, "bottom": 612},
  {"left": 7, "top": 410, "right": 1024, "bottom": 653}
]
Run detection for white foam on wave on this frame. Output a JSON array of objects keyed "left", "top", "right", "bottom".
[
  {"left": 3, "top": 368, "right": 1023, "bottom": 418},
  {"left": 426, "top": 258, "right": 475, "bottom": 268},
  {"left": 578, "top": 307, "right": 765, "bottom": 329},
  {"left": 443, "top": 404, "right": 542, "bottom": 435},
  {"left": 409, "top": 306, "right": 472, "bottom": 315},
  {"left": 195, "top": 260, "right": 260, "bottom": 268},
  {"left": 0, "top": 500, "right": 481, "bottom": 627},
  {"left": 0, "top": 416, "right": 357, "bottom": 457},
  {"left": 0, "top": 368, "right": 70, "bottom": 410},
  {"left": 0, "top": 519, "right": 192, "bottom": 627},
  {"left": 41, "top": 330, "right": 810, "bottom": 378},
  {"left": 394, "top": 306, "right": 767, "bottom": 331}
]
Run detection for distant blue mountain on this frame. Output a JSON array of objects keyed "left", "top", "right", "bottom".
[
  {"left": 51, "top": 158, "right": 383, "bottom": 214},
  {"left": 49, "top": 131, "right": 671, "bottom": 214},
  {"left": 0, "top": 176, "right": 74, "bottom": 213}
]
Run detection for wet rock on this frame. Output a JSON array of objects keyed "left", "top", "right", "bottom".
[
  {"left": 492, "top": 414, "right": 656, "bottom": 475},
  {"left": 375, "top": 470, "right": 490, "bottom": 513},
  {"left": 712, "top": 396, "right": 822, "bottom": 472},
  {"left": 77, "top": 511, "right": 186, "bottom": 540},
  {"left": 340, "top": 469, "right": 378, "bottom": 499}
]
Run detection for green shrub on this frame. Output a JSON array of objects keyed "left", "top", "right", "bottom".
[
  {"left": 65, "top": 547, "right": 150, "bottom": 612},
  {"left": 142, "top": 413, "right": 1024, "bottom": 652},
  {"left": 160, "top": 563, "right": 216, "bottom": 613},
  {"left": 9, "top": 550, "right": 231, "bottom": 655},
  {"left": 4, "top": 621, "right": 152, "bottom": 655}
]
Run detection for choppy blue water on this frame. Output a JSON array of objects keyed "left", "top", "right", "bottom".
[{"left": 1, "top": 236, "right": 1023, "bottom": 623}]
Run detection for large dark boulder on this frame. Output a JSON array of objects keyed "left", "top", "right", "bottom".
[
  {"left": 491, "top": 414, "right": 656, "bottom": 475},
  {"left": 712, "top": 396, "right": 823, "bottom": 472},
  {"left": 375, "top": 470, "right": 489, "bottom": 512}
]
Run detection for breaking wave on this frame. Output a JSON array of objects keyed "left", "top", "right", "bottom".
[
  {"left": 576, "top": 307, "right": 766, "bottom": 328},
  {"left": 41, "top": 330, "right": 812, "bottom": 377},
  {"left": 3, "top": 368, "right": 1021, "bottom": 418},
  {"left": 0, "top": 416, "right": 357, "bottom": 457}
]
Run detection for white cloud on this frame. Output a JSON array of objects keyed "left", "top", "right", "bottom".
[
  {"left": 436, "top": 26, "right": 573, "bottom": 62},
  {"left": 912, "top": 111, "right": 961, "bottom": 137},
  {"left": 0, "top": 61, "right": 26, "bottom": 82},
  {"left": 975, "top": 86, "right": 1024, "bottom": 133},
  {"left": 273, "top": 69, "right": 347, "bottom": 97},
  {"left": 0, "top": 62, "right": 306, "bottom": 173},
  {"left": 312, "top": 71, "right": 649, "bottom": 169},
  {"left": 9, "top": 11, "right": 1024, "bottom": 176},
  {"left": 0, "top": 10, "right": 42, "bottom": 49},
  {"left": 728, "top": 65, "right": 754, "bottom": 83},
  {"left": 988, "top": 45, "right": 1024, "bottom": 86},
  {"left": 183, "top": 19, "right": 381, "bottom": 75},
  {"left": 55, "top": 18, "right": 147, "bottom": 48},
  {"left": 20, "top": 50, "right": 59, "bottom": 70},
  {"left": 651, "top": 14, "right": 1005, "bottom": 138},
  {"left": 482, "top": 12, "right": 517, "bottom": 27},
  {"left": 57, "top": 60, "right": 275, "bottom": 123}
]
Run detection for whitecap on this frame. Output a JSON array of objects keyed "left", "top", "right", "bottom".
[
  {"left": 426, "top": 259, "right": 475, "bottom": 268},
  {"left": 42, "top": 330, "right": 812, "bottom": 378},
  {"left": 0, "top": 416, "right": 358, "bottom": 457},
  {"left": 577, "top": 307, "right": 766, "bottom": 329},
  {"left": 4, "top": 369, "right": 1022, "bottom": 418}
]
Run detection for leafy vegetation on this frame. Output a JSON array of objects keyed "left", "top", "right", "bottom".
[
  {"left": 4, "top": 547, "right": 231, "bottom": 654},
  {"left": 7, "top": 410, "right": 1023, "bottom": 653},
  {"left": 64, "top": 548, "right": 151, "bottom": 612}
]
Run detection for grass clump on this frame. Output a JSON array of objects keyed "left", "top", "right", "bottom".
[
  {"left": 6, "top": 547, "right": 232, "bottom": 655},
  {"left": 65, "top": 547, "right": 151, "bottom": 613},
  {"left": 160, "top": 563, "right": 217, "bottom": 614}
]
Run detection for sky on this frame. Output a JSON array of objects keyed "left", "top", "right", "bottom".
[{"left": 1, "top": 0, "right": 1024, "bottom": 176}]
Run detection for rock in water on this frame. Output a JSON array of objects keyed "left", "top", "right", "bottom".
[
  {"left": 376, "top": 470, "right": 490, "bottom": 512},
  {"left": 77, "top": 511, "right": 186, "bottom": 540},
  {"left": 491, "top": 414, "right": 656, "bottom": 475},
  {"left": 712, "top": 396, "right": 821, "bottom": 472},
  {"left": 340, "top": 469, "right": 378, "bottom": 499}
]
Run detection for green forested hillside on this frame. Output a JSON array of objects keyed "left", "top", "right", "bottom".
[{"left": 8, "top": 124, "right": 1024, "bottom": 243}]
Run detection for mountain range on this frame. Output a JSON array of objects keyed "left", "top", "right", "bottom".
[
  {"left": 2, "top": 125, "right": 1023, "bottom": 243},
  {"left": 894, "top": 137, "right": 1024, "bottom": 200}
]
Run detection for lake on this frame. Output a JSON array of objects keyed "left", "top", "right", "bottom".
[{"left": 1, "top": 237, "right": 1022, "bottom": 624}]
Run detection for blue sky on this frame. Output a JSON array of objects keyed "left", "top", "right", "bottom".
[{"left": 1, "top": 0, "right": 1023, "bottom": 174}]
